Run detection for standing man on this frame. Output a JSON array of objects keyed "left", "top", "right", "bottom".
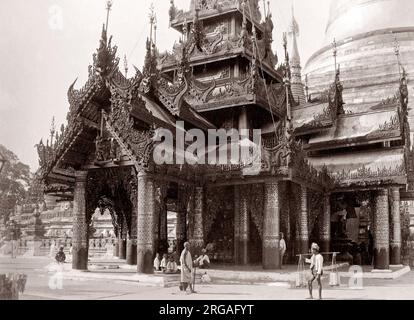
[
  {"left": 279, "top": 232, "right": 287, "bottom": 267},
  {"left": 305, "top": 243, "right": 324, "bottom": 300},
  {"left": 180, "top": 242, "right": 195, "bottom": 294}
]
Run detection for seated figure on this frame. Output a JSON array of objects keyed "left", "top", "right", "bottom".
[
  {"left": 165, "top": 256, "right": 179, "bottom": 274},
  {"left": 160, "top": 254, "right": 168, "bottom": 272},
  {"left": 195, "top": 249, "right": 210, "bottom": 269}
]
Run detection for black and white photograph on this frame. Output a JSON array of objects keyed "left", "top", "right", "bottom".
[{"left": 1, "top": 0, "right": 414, "bottom": 310}]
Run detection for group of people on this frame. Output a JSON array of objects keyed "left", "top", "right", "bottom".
[
  {"left": 153, "top": 242, "right": 212, "bottom": 294},
  {"left": 153, "top": 253, "right": 179, "bottom": 274}
]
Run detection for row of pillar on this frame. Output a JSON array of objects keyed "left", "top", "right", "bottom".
[
  {"left": 374, "top": 188, "right": 402, "bottom": 269},
  {"left": 72, "top": 170, "right": 206, "bottom": 274},
  {"left": 72, "top": 169, "right": 402, "bottom": 272},
  {"left": 235, "top": 182, "right": 331, "bottom": 269}
]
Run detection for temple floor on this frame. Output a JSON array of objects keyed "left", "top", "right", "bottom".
[{"left": 1, "top": 256, "right": 414, "bottom": 300}]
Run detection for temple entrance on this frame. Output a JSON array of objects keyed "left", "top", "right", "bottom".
[
  {"left": 205, "top": 208, "right": 234, "bottom": 264},
  {"left": 330, "top": 192, "right": 375, "bottom": 265},
  {"left": 204, "top": 186, "right": 234, "bottom": 264}
]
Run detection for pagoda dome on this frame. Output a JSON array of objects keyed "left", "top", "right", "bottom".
[
  {"left": 304, "top": 0, "right": 414, "bottom": 128},
  {"left": 324, "top": 0, "right": 414, "bottom": 45}
]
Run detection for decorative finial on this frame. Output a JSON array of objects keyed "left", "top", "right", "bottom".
[
  {"left": 283, "top": 32, "right": 289, "bottom": 63},
  {"left": 332, "top": 38, "right": 337, "bottom": 73},
  {"left": 394, "top": 37, "right": 402, "bottom": 78},
  {"left": 305, "top": 74, "right": 309, "bottom": 103},
  {"left": 182, "top": 18, "right": 188, "bottom": 42},
  {"left": 241, "top": 0, "right": 247, "bottom": 24},
  {"left": 394, "top": 37, "right": 400, "bottom": 56},
  {"left": 50, "top": 117, "right": 56, "bottom": 146},
  {"left": 149, "top": 3, "right": 156, "bottom": 47},
  {"left": 105, "top": 1, "right": 113, "bottom": 32},
  {"left": 124, "top": 54, "right": 128, "bottom": 78},
  {"left": 262, "top": 0, "right": 267, "bottom": 18}
]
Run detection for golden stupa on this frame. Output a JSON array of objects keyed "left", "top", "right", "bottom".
[{"left": 304, "top": 0, "right": 414, "bottom": 128}]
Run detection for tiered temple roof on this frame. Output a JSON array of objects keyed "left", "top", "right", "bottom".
[{"left": 35, "top": 1, "right": 411, "bottom": 201}]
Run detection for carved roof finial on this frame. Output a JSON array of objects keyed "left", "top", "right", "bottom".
[
  {"left": 332, "top": 38, "right": 337, "bottom": 74},
  {"left": 283, "top": 32, "right": 290, "bottom": 69},
  {"left": 105, "top": 1, "right": 113, "bottom": 33},
  {"left": 169, "top": 0, "right": 177, "bottom": 22},
  {"left": 394, "top": 37, "right": 403, "bottom": 79},
  {"left": 149, "top": 3, "right": 156, "bottom": 48},
  {"left": 124, "top": 54, "right": 128, "bottom": 78},
  {"left": 49, "top": 117, "right": 56, "bottom": 145},
  {"left": 305, "top": 74, "right": 309, "bottom": 102}
]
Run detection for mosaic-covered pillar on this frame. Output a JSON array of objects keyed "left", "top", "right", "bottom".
[
  {"left": 72, "top": 171, "right": 89, "bottom": 270},
  {"left": 126, "top": 237, "right": 137, "bottom": 265},
  {"left": 239, "top": 187, "right": 250, "bottom": 265},
  {"left": 176, "top": 210, "right": 186, "bottom": 256},
  {"left": 127, "top": 207, "right": 137, "bottom": 265},
  {"left": 262, "top": 182, "right": 281, "bottom": 269},
  {"left": 374, "top": 189, "right": 390, "bottom": 270},
  {"left": 299, "top": 185, "right": 309, "bottom": 254},
  {"left": 320, "top": 194, "right": 331, "bottom": 254},
  {"left": 118, "top": 223, "right": 127, "bottom": 260},
  {"left": 137, "top": 171, "right": 155, "bottom": 274},
  {"left": 113, "top": 239, "right": 119, "bottom": 257},
  {"left": 153, "top": 191, "right": 160, "bottom": 256},
  {"left": 390, "top": 187, "right": 401, "bottom": 265},
  {"left": 158, "top": 186, "right": 168, "bottom": 254},
  {"left": 176, "top": 185, "right": 189, "bottom": 255},
  {"left": 279, "top": 183, "right": 291, "bottom": 259},
  {"left": 234, "top": 185, "right": 241, "bottom": 264},
  {"left": 190, "top": 186, "right": 204, "bottom": 257}
]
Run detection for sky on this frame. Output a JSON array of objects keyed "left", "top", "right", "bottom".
[{"left": 0, "top": 0, "right": 330, "bottom": 172}]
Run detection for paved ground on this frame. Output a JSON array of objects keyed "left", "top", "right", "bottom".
[{"left": 1, "top": 256, "right": 414, "bottom": 300}]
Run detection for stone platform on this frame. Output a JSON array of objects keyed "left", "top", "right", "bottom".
[{"left": 44, "top": 257, "right": 411, "bottom": 288}]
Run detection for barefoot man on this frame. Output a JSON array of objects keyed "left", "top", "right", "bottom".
[{"left": 305, "top": 243, "right": 324, "bottom": 300}]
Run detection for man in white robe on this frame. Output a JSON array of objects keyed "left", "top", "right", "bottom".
[{"left": 180, "top": 242, "right": 194, "bottom": 294}]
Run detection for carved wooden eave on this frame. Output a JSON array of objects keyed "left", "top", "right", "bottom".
[
  {"left": 292, "top": 101, "right": 334, "bottom": 136},
  {"left": 44, "top": 183, "right": 75, "bottom": 199},
  {"left": 159, "top": 46, "right": 281, "bottom": 84},
  {"left": 182, "top": 75, "right": 286, "bottom": 118},
  {"left": 170, "top": 0, "right": 264, "bottom": 34},
  {"left": 308, "top": 148, "right": 407, "bottom": 191},
  {"left": 199, "top": 137, "right": 332, "bottom": 192},
  {"left": 305, "top": 108, "right": 403, "bottom": 152},
  {"left": 154, "top": 74, "right": 217, "bottom": 130}
]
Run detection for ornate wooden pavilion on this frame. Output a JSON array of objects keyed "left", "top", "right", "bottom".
[{"left": 36, "top": 0, "right": 411, "bottom": 273}]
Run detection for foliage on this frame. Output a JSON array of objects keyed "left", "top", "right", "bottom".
[{"left": 0, "top": 145, "right": 31, "bottom": 223}]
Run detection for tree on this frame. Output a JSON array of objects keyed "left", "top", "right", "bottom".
[{"left": 0, "top": 145, "right": 32, "bottom": 223}]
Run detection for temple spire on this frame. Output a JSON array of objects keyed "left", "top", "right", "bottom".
[{"left": 288, "top": 5, "right": 305, "bottom": 105}]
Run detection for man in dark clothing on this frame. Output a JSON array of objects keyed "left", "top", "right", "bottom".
[{"left": 55, "top": 246, "right": 66, "bottom": 264}]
